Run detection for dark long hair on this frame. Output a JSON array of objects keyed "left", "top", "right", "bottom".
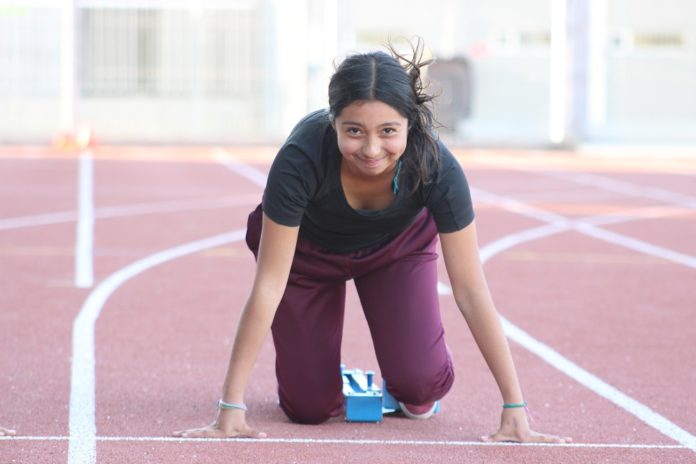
[{"left": 328, "top": 39, "right": 440, "bottom": 193}]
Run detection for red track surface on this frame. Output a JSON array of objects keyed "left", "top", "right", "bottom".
[{"left": 1, "top": 146, "right": 695, "bottom": 463}]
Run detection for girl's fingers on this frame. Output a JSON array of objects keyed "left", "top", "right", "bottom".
[
  {"left": 239, "top": 429, "right": 267, "bottom": 439},
  {"left": 172, "top": 426, "right": 267, "bottom": 439},
  {"left": 533, "top": 433, "right": 572, "bottom": 444},
  {"left": 480, "top": 431, "right": 572, "bottom": 444}
]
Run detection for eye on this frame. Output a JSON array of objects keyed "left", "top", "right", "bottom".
[
  {"left": 382, "top": 127, "right": 399, "bottom": 135},
  {"left": 346, "top": 127, "right": 362, "bottom": 136}
]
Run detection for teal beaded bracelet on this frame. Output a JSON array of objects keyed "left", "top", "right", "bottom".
[
  {"left": 502, "top": 401, "right": 528, "bottom": 409},
  {"left": 217, "top": 399, "right": 247, "bottom": 411}
]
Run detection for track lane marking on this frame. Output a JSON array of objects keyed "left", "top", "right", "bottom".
[
  {"left": 472, "top": 188, "right": 696, "bottom": 269},
  {"left": 68, "top": 229, "right": 247, "bottom": 464},
  {"left": 538, "top": 171, "right": 696, "bottom": 209},
  {"left": 0, "top": 196, "right": 256, "bottom": 231},
  {"left": 75, "top": 151, "right": 95, "bottom": 288},
  {"left": 2, "top": 435, "right": 688, "bottom": 450}
]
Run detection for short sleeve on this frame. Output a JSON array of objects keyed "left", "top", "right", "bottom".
[
  {"left": 426, "top": 143, "right": 475, "bottom": 233},
  {"left": 262, "top": 144, "right": 319, "bottom": 227}
]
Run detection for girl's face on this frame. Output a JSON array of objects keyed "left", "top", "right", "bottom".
[{"left": 334, "top": 100, "right": 408, "bottom": 179}]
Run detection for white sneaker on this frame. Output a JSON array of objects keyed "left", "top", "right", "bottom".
[{"left": 398, "top": 401, "right": 439, "bottom": 420}]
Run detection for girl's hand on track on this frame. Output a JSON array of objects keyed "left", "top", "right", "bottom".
[
  {"left": 481, "top": 407, "right": 571, "bottom": 444},
  {"left": 173, "top": 409, "right": 266, "bottom": 439},
  {"left": 0, "top": 426, "right": 16, "bottom": 437}
]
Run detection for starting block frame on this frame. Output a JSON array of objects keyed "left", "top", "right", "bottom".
[{"left": 340, "top": 365, "right": 400, "bottom": 422}]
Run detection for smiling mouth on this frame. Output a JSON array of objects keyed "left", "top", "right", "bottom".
[{"left": 359, "top": 157, "right": 384, "bottom": 167}]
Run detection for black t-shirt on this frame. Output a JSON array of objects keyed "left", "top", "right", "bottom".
[{"left": 262, "top": 109, "right": 475, "bottom": 253}]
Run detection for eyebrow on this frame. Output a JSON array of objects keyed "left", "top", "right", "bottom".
[{"left": 339, "top": 121, "right": 403, "bottom": 127}]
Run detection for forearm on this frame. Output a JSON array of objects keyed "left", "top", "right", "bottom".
[
  {"left": 218, "top": 214, "right": 297, "bottom": 405},
  {"left": 456, "top": 291, "right": 524, "bottom": 404},
  {"left": 221, "top": 287, "right": 284, "bottom": 404}
]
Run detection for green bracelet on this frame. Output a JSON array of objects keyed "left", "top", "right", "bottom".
[
  {"left": 502, "top": 401, "right": 528, "bottom": 409},
  {"left": 217, "top": 399, "right": 247, "bottom": 411}
]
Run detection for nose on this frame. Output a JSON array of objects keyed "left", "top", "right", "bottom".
[{"left": 362, "top": 136, "right": 381, "bottom": 157}]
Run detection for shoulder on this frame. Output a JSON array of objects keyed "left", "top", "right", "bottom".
[
  {"left": 423, "top": 139, "right": 475, "bottom": 231},
  {"left": 414, "top": 139, "right": 464, "bottom": 190},
  {"left": 434, "top": 140, "right": 466, "bottom": 181},
  {"left": 435, "top": 140, "right": 458, "bottom": 168}
]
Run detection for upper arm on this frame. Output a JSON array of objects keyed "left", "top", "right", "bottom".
[
  {"left": 250, "top": 213, "right": 300, "bottom": 305},
  {"left": 439, "top": 220, "right": 492, "bottom": 314}
]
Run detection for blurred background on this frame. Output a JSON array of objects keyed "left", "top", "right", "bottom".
[{"left": 0, "top": 0, "right": 694, "bottom": 148}]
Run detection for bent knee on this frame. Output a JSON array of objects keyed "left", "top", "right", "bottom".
[
  {"left": 386, "top": 362, "right": 455, "bottom": 405},
  {"left": 279, "top": 398, "right": 341, "bottom": 425}
]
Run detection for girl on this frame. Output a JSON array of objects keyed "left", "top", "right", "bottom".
[{"left": 175, "top": 42, "right": 570, "bottom": 444}]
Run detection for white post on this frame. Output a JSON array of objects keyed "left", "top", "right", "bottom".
[
  {"left": 60, "top": 0, "right": 76, "bottom": 137},
  {"left": 549, "top": 0, "right": 568, "bottom": 145},
  {"left": 587, "top": 0, "right": 608, "bottom": 132}
]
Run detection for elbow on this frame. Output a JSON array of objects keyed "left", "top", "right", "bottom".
[{"left": 452, "top": 285, "right": 494, "bottom": 318}]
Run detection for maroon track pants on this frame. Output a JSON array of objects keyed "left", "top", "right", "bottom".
[{"left": 246, "top": 205, "right": 454, "bottom": 424}]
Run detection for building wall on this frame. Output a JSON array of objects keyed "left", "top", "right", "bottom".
[
  {"left": 595, "top": 0, "right": 696, "bottom": 143},
  {"left": 0, "top": 0, "right": 694, "bottom": 145}
]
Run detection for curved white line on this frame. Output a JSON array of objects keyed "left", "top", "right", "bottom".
[{"left": 68, "top": 229, "right": 247, "bottom": 464}]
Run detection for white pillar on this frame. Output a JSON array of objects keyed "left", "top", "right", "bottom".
[
  {"left": 60, "top": 0, "right": 76, "bottom": 136},
  {"left": 587, "top": 0, "right": 608, "bottom": 132},
  {"left": 261, "top": 0, "right": 309, "bottom": 140},
  {"left": 549, "top": 0, "right": 568, "bottom": 145}
]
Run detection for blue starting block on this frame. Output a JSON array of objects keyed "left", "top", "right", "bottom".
[
  {"left": 341, "top": 366, "right": 382, "bottom": 422},
  {"left": 341, "top": 365, "right": 440, "bottom": 422}
]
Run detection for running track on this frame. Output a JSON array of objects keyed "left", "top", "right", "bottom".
[{"left": 0, "top": 145, "right": 694, "bottom": 464}]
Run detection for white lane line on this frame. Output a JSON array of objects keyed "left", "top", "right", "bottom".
[
  {"left": 472, "top": 187, "right": 696, "bottom": 269},
  {"left": 75, "top": 152, "right": 95, "bottom": 288},
  {"left": 575, "top": 222, "right": 696, "bottom": 269},
  {"left": 0, "top": 197, "right": 254, "bottom": 232},
  {"left": 68, "top": 229, "right": 247, "bottom": 464},
  {"left": 1, "top": 435, "right": 687, "bottom": 450},
  {"left": 436, "top": 281, "right": 452, "bottom": 295},
  {"left": 539, "top": 171, "right": 696, "bottom": 209},
  {"left": 213, "top": 148, "right": 268, "bottom": 188},
  {"left": 500, "top": 319, "right": 696, "bottom": 453},
  {"left": 0, "top": 211, "right": 78, "bottom": 230}
]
